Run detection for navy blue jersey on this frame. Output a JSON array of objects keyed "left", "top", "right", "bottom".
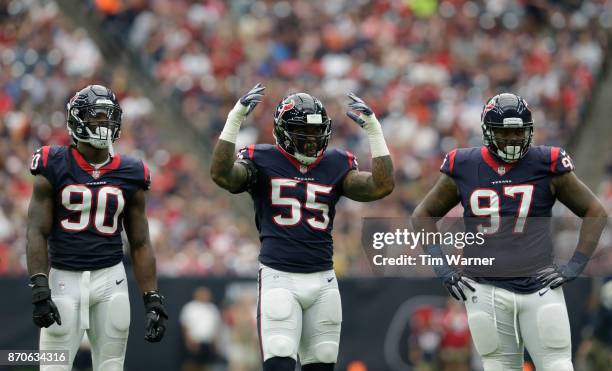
[
  {"left": 440, "top": 145, "right": 574, "bottom": 293},
  {"left": 30, "top": 145, "right": 150, "bottom": 271},
  {"left": 237, "top": 144, "right": 358, "bottom": 273}
]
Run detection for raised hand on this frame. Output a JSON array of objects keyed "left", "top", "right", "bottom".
[
  {"left": 346, "top": 92, "right": 374, "bottom": 127},
  {"left": 239, "top": 83, "right": 266, "bottom": 116}
]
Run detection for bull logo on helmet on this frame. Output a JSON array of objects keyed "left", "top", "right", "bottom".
[{"left": 277, "top": 99, "right": 295, "bottom": 117}]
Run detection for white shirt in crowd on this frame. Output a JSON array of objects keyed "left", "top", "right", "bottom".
[{"left": 180, "top": 301, "right": 221, "bottom": 343}]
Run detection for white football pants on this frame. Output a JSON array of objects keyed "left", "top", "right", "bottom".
[
  {"left": 257, "top": 264, "right": 342, "bottom": 365},
  {"left": 464, "top": 280, "right": 573, "bottom": 371},
  {"left": 39, "top": 261, "right": 130, "bottom": 371}
]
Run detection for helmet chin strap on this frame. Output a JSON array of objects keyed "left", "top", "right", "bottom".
[
  {"left": 496, "top": 145, "right": 522, "bottom": 163},
  {"left": 82, "top": 126, "right": 114, "bottom": 156},
  {"left": 294, "top": 152, "right": 317, "bottom": 165},
  {"left": 107, "top": 133, "right": 114, "bottom": 157}
]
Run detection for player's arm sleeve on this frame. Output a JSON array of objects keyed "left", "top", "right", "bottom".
[
  {"left": 140, "top": 160, "right": 152, "bottom": 191},
  {"left": 550, "top": 147, "right": 575, "bottom": 175},
  {"left": 231, "top": 145, "right": 258, "bottom": 194},
  {"left": 339, "top": 149, "right": 359, "bottom": 181},
  {"left": 439, "top": 149, "right": 457, "bottom": 176},
  {"left": 29, "top": 146, "right": 54, "bottom": 183},
  {"left": 347, "top": 150, "right": 359, "bottom": 172}
]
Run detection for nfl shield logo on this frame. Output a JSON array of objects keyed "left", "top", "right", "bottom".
[
  {"left": 299, "top": 165, "right": 307, "bottom": 174},
  {"left": 497, "top": 166, "right": 506, "bottom": 175},
  {"left": 91, "top": 169, "right": 101, "bottom": 179}
]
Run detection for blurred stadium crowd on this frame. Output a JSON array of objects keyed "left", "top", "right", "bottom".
[
  {"left": 1, "top": 0, "right": 611, "bottom": 277},
  {"left": 1, "top": 1, "right": 611, "bottom": 370}
]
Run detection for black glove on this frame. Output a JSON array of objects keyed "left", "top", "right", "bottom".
[
  {"left": 426, "top": 245, "right": 475, "bottom": 301},
  {"left": 30, "top": 274, "right": 62, "bottom": 328},
  {"left": 537, "top": 251, "right": 589, "bottom": 289},
  {"left": 346, "top": 92, "right": 374, "bottom": 127},
  {"left": 143, "top": 290, "right": 168, "bottom": 342},
  {"left": 239, "top": 82, "right": 265, "bottom": 116}
]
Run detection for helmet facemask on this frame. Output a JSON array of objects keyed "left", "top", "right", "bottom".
[
  {"left": 68, "top": 103, "right": 122, "bottom": 151},
  {"left": 281, "top": 121, "right": 331, "bottom": 165},
  {"left": 482, "top": 119, "right": 533, "bottom": 163}
]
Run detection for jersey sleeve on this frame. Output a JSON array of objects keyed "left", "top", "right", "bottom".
[
  {"left": 346, "top": 150, "right": 358, "bottom": 171},
  {"left": 29, "top": 146, "right": 55, "bottom": 183},
  {"left": 141, "top": 160, "right": 152, "bottom": 190},
  {"left": 233, "top": 145, "right": 258, "bottom": 194},
  {"left": 440, "top": 149, "right": 457, "bottom": 176},
  {"left": 550, "top": 147, "right": 575, "bottom": 175}
]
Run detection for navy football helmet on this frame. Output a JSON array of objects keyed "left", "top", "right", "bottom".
[
  {"left": 273, "top": 93, "right": 331, "bottom": 165},
  {"left": 67, "top": 85, "right": 122, "bottom": 149},
  {"left": 481, "top": 93, "right": 533, "bottom": 163}
]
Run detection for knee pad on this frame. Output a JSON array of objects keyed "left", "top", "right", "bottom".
[
  {"left": 105, "top": 294, "right": 130, "bottom": 338},
  {"left": 263, "top": 288, "right": 294, "bottom": 322},
  {"left": 43, "top": 298, "right": 74, "bottom": 338},
  {"left": 302, "top": 362, "right": 335, "bottom": 371},
  {"left": 467, "top": 312, "right": 498, "bottom": 356},
  {"left": 97, "top": 358, "right": 124, "bottom": 371},
  {"left": 543, "top": 359, "right": 573, "bottom": 371},
  {"left": 40, "top": 366, "right": 70, "bottom": 371},
  {"left": 99, "top": 294, "right": 130, "bottom": 359},
  {"left": 536, "top": 304, "right": 571, "bottom": 349},
  {"left": 263, "top": 356, "right": 296, "bottom": 371},
  {"left": 319, "top": 290, "right": 342, "bottom": 325},
  {"left": 313, "top": 341, "right": 339, "bottom": 364},
  {"left": 265, "top": 335, "right": 295, "bottom": 358}
]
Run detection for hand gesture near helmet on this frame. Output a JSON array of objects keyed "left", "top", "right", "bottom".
[
  {"left": 341, "top": 92, "right": 394, "bottom": 201},
  {"left": 221, "top": 82, "right": 266, "bottom": 142},
  {"left": 219, "top": 83, "right": 266, "bottom": 144},
  {"left": 346, "top": 93, "right": 388, "bottom": 159},
  {"left": 238, "top": 83, "right": 266, "bottom": 117},
  {"left": 211, "top": 83, "right": 266, "bottom": 193}
]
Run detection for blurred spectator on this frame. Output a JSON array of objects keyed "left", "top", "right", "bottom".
[
  {"left": 576, "top": 277, "right": 612, "bottom": 371},
  {"left": 439, "top": 299, "right": 471, "bottom": 371},
  {"left": 180, "top": 287, "right": 222, "bottom": 371},
  {"left": 223, "top": 291, "right": 260, "bottom": 371},
  {"left": 408, "top": 305, "right": 441, "bottom": 371}
]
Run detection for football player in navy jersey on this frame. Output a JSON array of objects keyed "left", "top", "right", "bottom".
[
  {"left": 412, "top": 93, "right": 607, "bottom": 371},
  {"left": 211, "top": 84, "right": 394, "bottom": 371},
  {"left": 26, "top": 85, "right": 168, "bottom": 370}
]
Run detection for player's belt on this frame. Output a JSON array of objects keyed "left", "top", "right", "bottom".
[{"left": 79, "top": 271, "right": 91, "bottom": 330}]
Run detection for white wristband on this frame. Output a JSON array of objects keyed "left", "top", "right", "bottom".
[
  {"left": 361, "top": 113, "right": 390, "bottom": 158},
  {"left": 219, "top": 101, "right": 249, "bottom": 143}
]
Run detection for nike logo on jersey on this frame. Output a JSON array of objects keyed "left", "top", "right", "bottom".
[
  {"left": 115, "top": 279, "right": 125, "bottom": 285},
  {"left": 538, "top": 288, "right": 549, "bottom": 296},
  {"left": 327, "top": 277, "right": 335, "bottom": 283}
]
